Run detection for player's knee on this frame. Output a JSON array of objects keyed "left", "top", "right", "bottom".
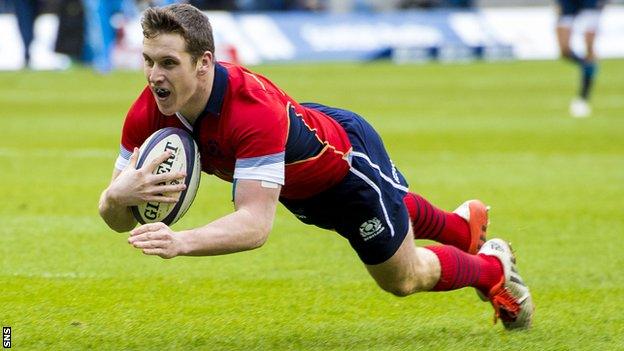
[
  {"left": 378, "top": 279, "right": 419, "bottom": 297},
  {"left": 560, "top": 47, "right": 574, "bottom": 58},
  {"left": 382, "top": 284, "right": 412, "bottom": 297}
]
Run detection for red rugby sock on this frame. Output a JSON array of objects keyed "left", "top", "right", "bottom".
[
  {"left": 403, "top": 193, "right": 472, "bottom": 252},
  {"left": 426, "top": 245, "right": 503, "bottom": 294}
]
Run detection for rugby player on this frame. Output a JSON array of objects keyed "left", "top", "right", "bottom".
[
  {"left": 556, "top": 0, "right": 606, "bottom": 117},
  {"left": 98, "top": 4, "right": 534, "bottom": 329}
]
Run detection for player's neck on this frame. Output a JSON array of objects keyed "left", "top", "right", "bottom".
[{"left": 178, "top": 69, "right": 214, "bottom": 125}]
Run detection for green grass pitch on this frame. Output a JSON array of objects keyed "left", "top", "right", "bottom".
[{"left": 1, "top": 59, "right": 623, "bottom": 350}]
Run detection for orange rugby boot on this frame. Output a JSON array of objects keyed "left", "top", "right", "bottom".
[{"left": 453, "top": 199, "right": 489, "bottom": 254}]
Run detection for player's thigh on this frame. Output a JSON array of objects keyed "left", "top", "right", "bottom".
[
  {"left": 556, "top": 0, "right": 578, "bottom": 50},
  {"left": 365, "top": 226, "right": 440, "bottom": 296},
  {"left": 556, "top": 25, "right": 572, "bottom": 51}
]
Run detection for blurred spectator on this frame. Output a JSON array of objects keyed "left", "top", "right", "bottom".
[
  {"left": 81, "top": 0, "right": 137, "bottom": 73},
  {"left": 295, "top": 0, "right": 325, "bottom": 10},
  {"left": 235, "top": 0, "right": 325, "bottom": 11},
  {"left": 446, "top": 0, "right": 472, "bottom": 8},
  {"left": 326, "top": 0, "right": 472, "bottom": 12},
  {"left": 189, "top": 0, "right": 237, "bottom": 10},
  {"left": 55, "top": 0, "right": 85, "bottom": 62},
  {"left": 399, "top": 0, "right": 472, "bottom": 8},
  {"left": 8, "top": 0, "right": 40, "bottom": 67},
  {"left": 400, "top": 0, "right": 441, "bottom": 8},
  {"left": 143, "top": 0, "right": 180, "bottom": 6},
  {"left": 236, "top": 0, "right": 290, "bottom": 11}
]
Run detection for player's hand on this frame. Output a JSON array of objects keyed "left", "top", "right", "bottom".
[
  {"left": 107, "top": 148, "right": 187, "bottom": 206},
  {"left": 128, "top": 222, "right": 185, "bottom": 259}
]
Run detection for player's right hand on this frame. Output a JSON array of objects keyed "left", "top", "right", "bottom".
[{"left": 106, "top": 148, "right": 187, "bottom": 207}]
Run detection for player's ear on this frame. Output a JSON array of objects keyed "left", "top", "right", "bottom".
[{"left": 197, "top": 51, "right": 213, "bottom": 76}]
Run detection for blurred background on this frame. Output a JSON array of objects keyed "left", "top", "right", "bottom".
[{"left": 0, "top": 0, "right": 623, "bottom": 71}]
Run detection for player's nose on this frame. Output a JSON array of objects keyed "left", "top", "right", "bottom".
[{"left": 147, "top": 66, "right": 165, "bottom": 84}]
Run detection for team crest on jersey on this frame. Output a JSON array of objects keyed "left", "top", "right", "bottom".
[{"left": 359, "top": 217, "right": 385, "bottom": 241}]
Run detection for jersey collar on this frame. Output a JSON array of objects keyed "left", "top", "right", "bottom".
[{"left": 202, "top": 62, "right": 228, "bottom": 118}]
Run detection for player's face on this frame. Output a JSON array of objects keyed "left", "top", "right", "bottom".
[{"left": 142, "top": 33, "right": 202, "bottom": 116}]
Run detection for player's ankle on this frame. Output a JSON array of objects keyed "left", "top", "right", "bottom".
[{"left": 474, "top": 254, "right": 504, "bottom": 293}]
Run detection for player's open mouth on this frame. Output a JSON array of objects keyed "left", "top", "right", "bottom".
[{"left": 154, "top": 87, "right": 171, "bottom": 99}]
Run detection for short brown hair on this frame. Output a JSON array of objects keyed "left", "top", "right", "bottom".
[{"left": 141, "top": 4, "right": 215, "bottom": 63}]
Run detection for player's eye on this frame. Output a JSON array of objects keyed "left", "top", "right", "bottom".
[
  {"left": 144, "top": 58, "right": 154, "bottom": 67},
  {"left": 162, "top": 59, "right": 177, "bottom": 68}
]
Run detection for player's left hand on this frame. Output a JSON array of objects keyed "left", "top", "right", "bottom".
[{"left": 128, "top": 222, "right": 184, "bottom": 259}]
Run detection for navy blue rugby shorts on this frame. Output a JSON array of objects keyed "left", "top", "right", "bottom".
[
  {"left": 280, "top": 103, "right": 410, "bottom": 265},
  {"left": 558, "top": 0, "right": 604, "bottom": 15}
]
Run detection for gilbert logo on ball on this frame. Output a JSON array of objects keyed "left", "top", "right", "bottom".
[{"left": 131, "top": 127, "right": 201, "bottom": 226}]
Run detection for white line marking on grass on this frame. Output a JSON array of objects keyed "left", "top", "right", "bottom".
[
  {"left": 12, "top": 272, "right": 98, "bottom": 279},
  {"left": 0, "top": 148, "right": 115, "bottom": 158}
]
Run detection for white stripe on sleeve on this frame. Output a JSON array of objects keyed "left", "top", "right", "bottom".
[
  {"left": 115, "top": 145, "right": 132, "bottom": 171},
  {"left": 234, "top": 152, "right": 285, "bottom": 185}
]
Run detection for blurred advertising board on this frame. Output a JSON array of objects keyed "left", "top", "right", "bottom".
[{"left": 0, "top": 6, "right": 623, "bottom": 70}]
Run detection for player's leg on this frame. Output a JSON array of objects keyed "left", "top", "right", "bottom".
[
  {"left": 364, "top": 225, "right": 440, "bottom": 295},
  {"left": 556, "top": 24, "right": 572, "bottom": 61},
  {"left": 284, "top": 104, "right": 534, "bottom": 329},
  {"left": 344, "top": 121, "right": 531, "bottom": 328},
  {"left": 13, "top": 0, "right": 39, "bottom": 67},
  {"left": 403, "top": 193, "right": 488, "bottom": 254},
  {"left": 335, "top": 128, "right": 529, "bottom": 327},
  {"left": 556, "top": 23, "right": 583, "bottom": 64},
  {"left": 585, "top": 30, "right": 597, "bottom": 62},
  {"left": 365, "top": 227, "right": 534, "bottom": 329},
  {"left": 582, "top": 0, "right": 604, "bottom": 63},
  {"left": 580, "top": 30, "right": 597, "bottom": 102},
  {"left": 365, "top": 228, "right": 502, "bottom": 297},
  {"left": 569, "top": 7, "right": 601, "bottom": 117},
  {"left": 578, "top": 8, "right": 601, "bottom": 101},
  {"left": 556, "top": 0, "right": 584, "bottom": 64}
]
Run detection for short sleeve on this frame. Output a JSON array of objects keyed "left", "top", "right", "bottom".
[{"left": 230, "top": 92, "right": 288, "bottom": 184}]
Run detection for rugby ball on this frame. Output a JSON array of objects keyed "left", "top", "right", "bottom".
[{"left": 131, "top": 127, "right": 201, "bottom": 226}]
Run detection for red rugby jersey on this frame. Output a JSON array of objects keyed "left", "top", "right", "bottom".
[{"left": 117, "top": 62, "right": 352, "bottom": 199}]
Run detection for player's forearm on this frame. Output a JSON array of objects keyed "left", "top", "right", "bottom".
[
  {"left": 98, "top": 188, "right": 137, "bottom": 232},
  {"left": 177, "top": 208, "right": 273, "bottom": 256}
]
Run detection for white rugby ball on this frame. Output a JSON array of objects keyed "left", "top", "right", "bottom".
[{"left": 131, "top": 127, "right": 201, "bottom": 226}]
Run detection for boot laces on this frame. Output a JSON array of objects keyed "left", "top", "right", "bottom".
[{"left": 490, "top": 287, "right": 520, "bottom": 324}]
